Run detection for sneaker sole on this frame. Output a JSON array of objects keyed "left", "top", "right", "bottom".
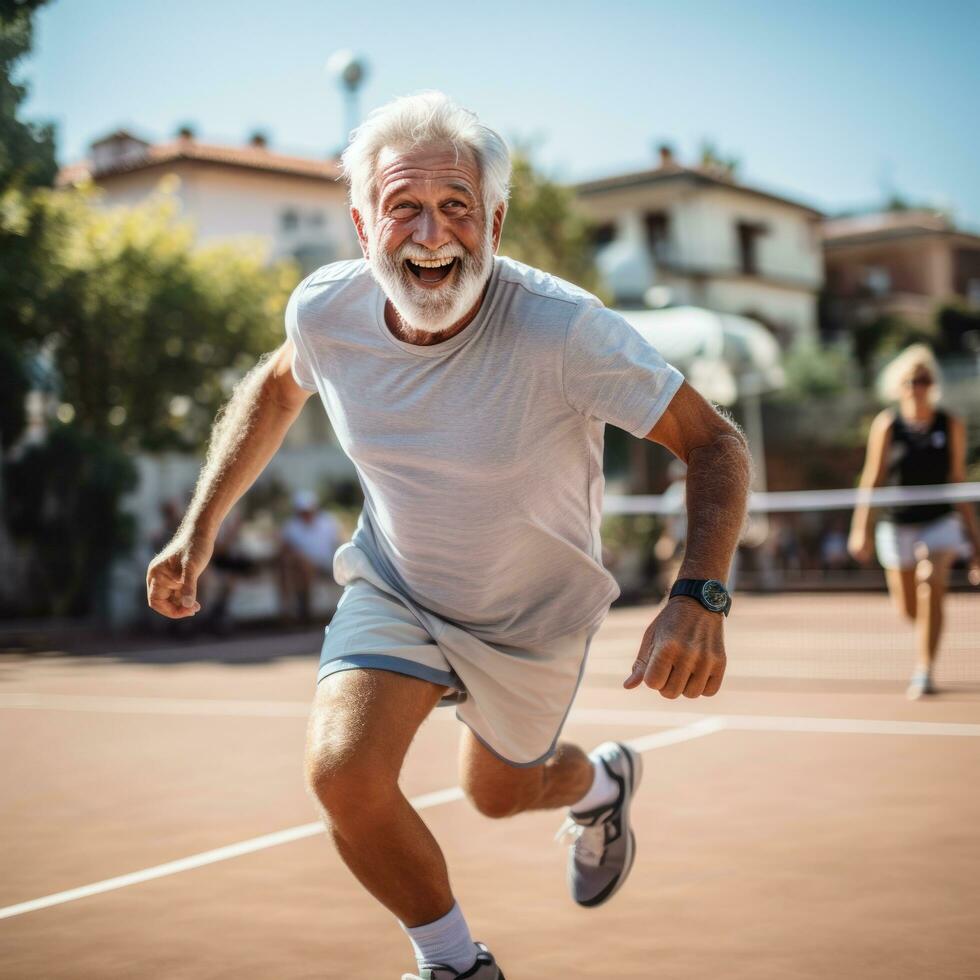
[{"left": 577, "top": 743, "right": 643, "bottom": 908}]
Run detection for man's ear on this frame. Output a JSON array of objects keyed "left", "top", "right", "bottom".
[
  {"left": 351, "top": 207, "right": 370, "bottom": 259},
  {"left": 491, "top": 202, "right": 506, "bottom": 253}
]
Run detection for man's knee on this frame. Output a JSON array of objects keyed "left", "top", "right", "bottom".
[
  {"left": 463, "top": 771, "right": 540, "bottom": 820},
  {"left": 305, "top": 736, "right": 396, "bottom": 822}
]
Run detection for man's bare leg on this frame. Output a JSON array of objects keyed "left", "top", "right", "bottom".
[
  {"left": 305, "top": 669, "right": 452, "bottom": 926},
  {"left": 459, "top": 727, "right": 641, "bottom": 910},
  {"left": 458, "top": 730, "right": 594, "bottom": 818}
]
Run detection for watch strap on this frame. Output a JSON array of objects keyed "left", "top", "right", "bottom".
[{"left": 669, "top": 578, "right": 731, "bottom": 616}]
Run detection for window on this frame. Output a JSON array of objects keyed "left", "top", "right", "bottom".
[
  {"left": 293, "top": 243, "right": 336, "bottom": 275},
  {"left": 308, "top": 211, "right": 326, "bottom": 229},
  {"left": 864, "top": 266, "right": 891, "bottom": 297},
  {"left": 590, "top": 222, "right": 616, "bottom": 249},
  {"left": 280, "top": 209, "right": 299, "bottom": 233},
  {"left": 736, "top": 221, "right": 766, "bottom": 276},
  {"left": 643, "top": 211, "right": 671, "bottom": 261}
]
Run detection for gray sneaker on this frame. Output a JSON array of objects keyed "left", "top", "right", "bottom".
[
  {"left": 557, "top": 741, "right": 643, "bottom": 908},
  {"left": 401, "top": 943, "right": 505, "bottom": 980}
]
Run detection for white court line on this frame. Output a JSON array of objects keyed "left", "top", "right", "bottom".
[
  {"left": 0, "top": 786, "right": 467, "bottom": 922},
  {"left": 567, "top": 707, "right": 980, "bottom": 738},
  {"left": 722, "top": 714, "right": 980, "bottom": 738},
  {"left": 0, "top": 720, "right": 719, "bottom": 921},
  {"left": 626, "top": 715, "right": 726, "bottom": 750}
]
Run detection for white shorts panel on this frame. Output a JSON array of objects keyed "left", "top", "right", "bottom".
[{"left": 317, "top": 544, "right": 595, "bottom": 766}]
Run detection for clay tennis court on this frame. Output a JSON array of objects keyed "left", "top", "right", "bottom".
[{"left": 3, "top": 592, "right": 979, "bottom": 979}]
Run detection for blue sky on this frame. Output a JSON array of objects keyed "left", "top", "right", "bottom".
[{"left": 22, "top": 0, "right": 980, "bottom": 227}]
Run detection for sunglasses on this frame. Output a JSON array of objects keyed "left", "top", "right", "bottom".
[{"left": 904, "top": 375, "right": 933, "bottom": 388}]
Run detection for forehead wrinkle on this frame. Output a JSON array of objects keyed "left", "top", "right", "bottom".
[{"left": 373, "top": 143, "right": 480, "bottom": 201}]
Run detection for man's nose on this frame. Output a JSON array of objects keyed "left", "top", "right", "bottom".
[{"left": 411, "top": 207, "right": 451, "bottom": 251}]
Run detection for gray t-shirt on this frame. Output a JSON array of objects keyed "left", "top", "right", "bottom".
[{"left": 286, "top": 256, "right": 683, "bottom": 645}]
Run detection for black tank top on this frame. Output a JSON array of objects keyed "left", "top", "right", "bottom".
[{"left": 885, "top": 409, "right": 952, "bottom": 524}]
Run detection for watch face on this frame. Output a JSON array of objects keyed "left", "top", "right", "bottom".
[{"left": 701, "top": 580, "right": 729, "bottom": 611}]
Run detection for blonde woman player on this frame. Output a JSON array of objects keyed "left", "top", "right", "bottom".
[{"left": 849, "top": 344, "right": 980, "bottom": 699}]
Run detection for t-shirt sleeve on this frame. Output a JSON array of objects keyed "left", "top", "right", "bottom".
[
  {"left": 284, "top": 277, "right": 319, "bottom": 392},
  {"left": 562, "top": 304, "right": 685, "bottom": 437}
]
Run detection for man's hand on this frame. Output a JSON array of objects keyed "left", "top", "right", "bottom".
[
  {"left": 146, "top": 534, "right": 214, "bottom": 619},
  {"left": 623, "top": 597, "right": 726, "bottom": 698}
]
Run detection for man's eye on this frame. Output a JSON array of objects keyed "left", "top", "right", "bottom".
[
  {"left": 391, "top": 203, "right": 415, "bottom": 213},
  {"left": 444, "top": 201, "right": 465, "bottom": 210}
]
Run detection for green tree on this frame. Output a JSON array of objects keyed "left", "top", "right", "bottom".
[
  {"left": 851, "top": 313, "right": 933, "bottom": 386},
  {"left": 0, "top": 328, "right": 30, "bottom": 444},
  {"left": 699, "top": 140, "right": 739, "bottom": 179},
  {"left": 10, "top": 181, "right": 298, "bottom": 451},
  {"left": 936, "top": 303, "right": 980, "bottom": 357},
  {"left": 500, "top": 150, "right": 603, "bottom": 296},
  {"left": 0, "top": 0, "right": 56, "bottom": 191},
  {"left": 3, "top": 423, "right": 138, "bottom": 616},
  {"left": 776, "top": 341, "right": 853, "bottom": 399},
  {"left": 0, "top": 0, "right": 56, "bottom": 417}
]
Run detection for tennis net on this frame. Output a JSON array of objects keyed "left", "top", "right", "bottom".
[{"left": 601, "top": 483, "right": 980, "bottom": 685}]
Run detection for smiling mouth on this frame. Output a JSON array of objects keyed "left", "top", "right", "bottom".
[{"left": 405, "top": 257, "right": 458, "bottom": 284}]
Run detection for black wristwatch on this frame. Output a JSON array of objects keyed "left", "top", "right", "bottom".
[{"left": 669, "top": 579, "right": 732, "bottom": 616}]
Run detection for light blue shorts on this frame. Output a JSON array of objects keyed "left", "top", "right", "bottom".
[{"left": 317, "top": 544, "right": 596, "bottom": 767}]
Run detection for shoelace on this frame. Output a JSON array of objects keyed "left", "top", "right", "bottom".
[{"left": 555, "top": 815, "right": 609, "bottom": 868}]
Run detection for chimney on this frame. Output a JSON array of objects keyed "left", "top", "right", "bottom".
[
  {"left": 249, "top": 131, "right": 268, "bottom": 149},
  {"left": 657, "top": 143, "right": 676, "bottom": 169},
  {"left": 176, "top": 124, "right": 196, "bottom": 142}
]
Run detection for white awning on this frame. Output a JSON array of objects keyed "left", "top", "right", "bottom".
[{"left": 614, "top": 306, "right": 785, "bottom": 406}]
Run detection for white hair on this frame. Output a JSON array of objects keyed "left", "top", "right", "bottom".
[
  {"left": 877, "top": 343, "right": 943, "bottom": 404},
  {"left": 341, "top": 91, "right": 511, "bottom": 220}
]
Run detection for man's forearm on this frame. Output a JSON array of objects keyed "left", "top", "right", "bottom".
[
  {"left": 177, "top": 355, "right": 302, "bottom": 543},
  {"left": 677, "top": 433, "right": 752, "bottom": 582}
]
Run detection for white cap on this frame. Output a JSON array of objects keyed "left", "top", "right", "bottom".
[{"left": 293, "top": 489, "right": 318, "bottom": 511}]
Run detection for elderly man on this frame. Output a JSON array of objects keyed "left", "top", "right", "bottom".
[
  {"left": 147, "top": 92, "right": 750, "bottom": 980},
  {"left": 278, "top": 489, "right": 342, "bottom": 622}
]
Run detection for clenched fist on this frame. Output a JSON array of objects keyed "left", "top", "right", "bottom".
[
  {"left": 146, "top": 534, "right": 214, "bottom": 619},
  {"left": 624, "top": 596, "right": 726, "bottom": 699}
]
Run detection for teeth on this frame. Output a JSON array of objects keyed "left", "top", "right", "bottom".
[{"left": 408, "top": 257, "right": 456, "bottom": 268}]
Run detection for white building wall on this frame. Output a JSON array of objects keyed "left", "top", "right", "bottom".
[
  {"left": 93, "top": 163, "right": 360, "bottom": 264},
  {"left": 181, "top": 166, "right": 358, "bottom": 261},
  {"left": 703, "top": 279, "right": 817, "bottom": 340},
  {"left": 693, "top": 187, "right": 822, "bottom": 284},
  {"left": 671, "top": 194, "right": 724, "bottom": 268},
  {"left": 577, "top": 178, "right": 822, "bottom": 340}
]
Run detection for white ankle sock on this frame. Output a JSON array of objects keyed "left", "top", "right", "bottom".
[
  {"left": 571, "top": 752, "right": 619, "bottom": 813},
  {"left": 402, "top": 901, "right": 476, "bottom": 972}
]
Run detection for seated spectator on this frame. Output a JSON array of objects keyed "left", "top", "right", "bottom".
[
  {"left": 202, "top": 506, "right": 257, "bottom": 633},
  {"left": 279, "top": 490, "right": 342, "bottom": 623},
  {"left": 820, "top": 519, "right": 850, "bottom": 573}
]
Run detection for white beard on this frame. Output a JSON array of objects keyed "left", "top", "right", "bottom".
[{"left": 368, "top": 224, "right": 494, "bottom": 335}]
